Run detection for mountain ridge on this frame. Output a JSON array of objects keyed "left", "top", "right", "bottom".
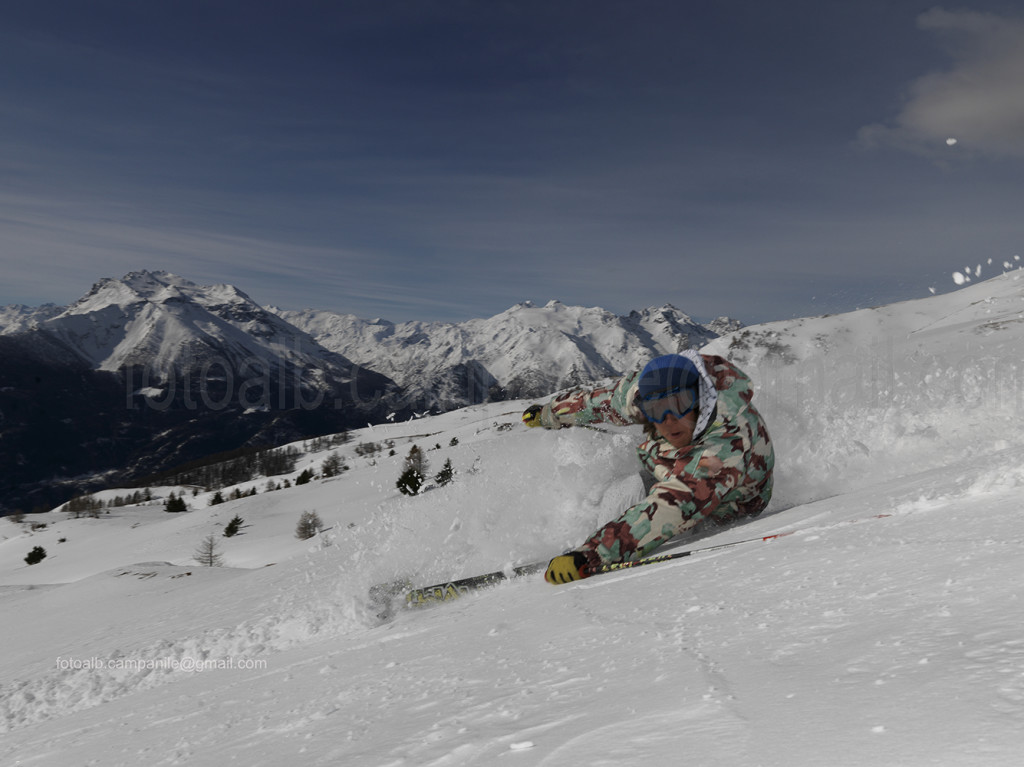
[
  {"left": 0, "top": 271, "right": 401, "bottom": 514},
  {"left": 0, "top": 271, "right": 735, "bottom": 513},
  {"left": 272, "top": 299, "right": 738, "bottom": 410}
]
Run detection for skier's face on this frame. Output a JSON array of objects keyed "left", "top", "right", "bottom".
[{"left": 654, "top": 409, "right": 698, "bottom": 449}]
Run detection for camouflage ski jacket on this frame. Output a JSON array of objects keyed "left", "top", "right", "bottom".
[{"left": 540, "top": 353, "right": 775, "bottom": 568}]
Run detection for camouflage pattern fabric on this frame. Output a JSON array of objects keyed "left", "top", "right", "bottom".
[{"left": 540, "top": 354, "right": 774, "bottom": 569}]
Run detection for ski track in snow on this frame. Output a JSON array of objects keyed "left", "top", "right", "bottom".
[{"left": 3, "top": 273, "right": 1024, "bottom": 765}]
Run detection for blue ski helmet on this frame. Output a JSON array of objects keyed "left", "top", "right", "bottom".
[{"left": 637, "top": 354, "right": 700, "bottom": 400}]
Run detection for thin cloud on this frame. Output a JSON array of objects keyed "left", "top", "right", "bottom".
[{"left": 860, "top": 8, "right": 1024, "bottom": 159}]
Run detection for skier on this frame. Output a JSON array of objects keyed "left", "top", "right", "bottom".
[{"left": 522, "top": 351, "right": 774, "bottom": 584}]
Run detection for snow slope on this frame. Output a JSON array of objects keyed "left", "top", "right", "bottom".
[{"left": 2, "top": 274, "right": 1024, "bottom": 766}]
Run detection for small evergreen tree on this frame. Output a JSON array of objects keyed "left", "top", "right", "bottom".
[
  {"left": 223, "top": 515, "right": 244, "bottom": 537},
  {"left": 193, "top": 535, "right": 223, "bottom": 566},
  {"left": 24, "top": 545, "right": 47, "bottom": 565},
  {"left": 164, "top": 493, "right": 188, "bottom": 513},
  {"left": 295, "top": 468, "right": 316, "bottom": 486},
  {"left": 295, "top": 510, "right": 323, "bottom": 540},
  {"left": 397, "top": 445, "right": 429, "bottom": 496},
  {"left": 434, "top": 458, "right": 455, "bottom": 487},
  {"left": 209, "top": 491, "right": 225, "bottom": 506},
  {"left": 396, "top": 466, "right": 425, "bottom": 495}
]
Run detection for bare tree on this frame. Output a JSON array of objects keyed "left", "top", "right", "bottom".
[{"left": 193, "top": 534, "right": 224, "bottom": 567}]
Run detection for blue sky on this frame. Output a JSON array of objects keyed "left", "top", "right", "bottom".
[{"left": 2, "top": 1, "right": 1023, "bottom": 324}]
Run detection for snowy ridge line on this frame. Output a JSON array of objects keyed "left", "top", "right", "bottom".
[{"left": 275, "top": 299, "right": 728, "bottom": 411}]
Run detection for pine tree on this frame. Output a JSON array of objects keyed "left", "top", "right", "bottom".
[
  {"left": 434, "top": 458, "right": 455, "bottom": 487},
  {"left": 24, "top": 545, "right": 47, "bottom": 565},
  {"left": 397, "top": 445, "right": 430, "bottom": 495},
  {"left": 164, "top": 493, "right": 188, "bottom": 513},
  {"left": 210, "top": 491, "right": 225, "bottom": 506},
  {"left": 396, "top": 466, "right": 425, "bottom": 496},
  {"left": 223, "top": 515, "right": 244, "bottom": 537}
]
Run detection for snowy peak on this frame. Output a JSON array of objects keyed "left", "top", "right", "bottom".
[
  {"left": 63, "top": 271, "right": 195, "bottom": 315},
  {"left": 0, "top": 303, "right": 62, "bottom": 335},
  {"left": 276, "top": 300, "right": 735, "bottom": 409},
  {"left": 0, "top": 271, "right": 401, "bottom": 515},
  {"left": 64, "top": 271, "right": 261, "bottom": 324},
  {"left": 12, "top": 272, "right": 735, "bottom": 403},
  {"left": 35, "top": 271, "right": 340, "bottom": 373}
]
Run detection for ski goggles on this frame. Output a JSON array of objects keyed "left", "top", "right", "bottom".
[{"left": 637, "top": 384, "right": 698, "bottom": 424}]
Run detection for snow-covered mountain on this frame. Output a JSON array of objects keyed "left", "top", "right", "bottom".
[
  {"left": 0, "top": 303, "right": 62, "bottom": 334},
  {"left": 21, "top": 270, "right": 365, "bottom": 379},
  {"left": 2, "top": 272, "right": 1024, "bottom": 765},
  {"left": 274, "top": 301, "right": 735, "bottom": 410},
  {"left": 0, "top": 271, "right": 398, "bottom": 514},
  {"left": 0, "top": 272, "right": 734, "bottom": 514}
]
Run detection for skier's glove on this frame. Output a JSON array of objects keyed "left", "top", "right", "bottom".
[
  {"left": 544, "top": 552, "right": 589, "bottom": 584},
  {"left": 520, "top": 403, "right": 544, "bottom": 428},
  {"left": 522, "top": 404, "right": 545, "bottom": 427},
  {"left": 523, "top": 403, "right": 567, "bottom": 429}
]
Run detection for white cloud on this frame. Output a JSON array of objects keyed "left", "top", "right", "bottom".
[{"left": 860, "top": 8, "right": 1024, "bottom": 158}]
